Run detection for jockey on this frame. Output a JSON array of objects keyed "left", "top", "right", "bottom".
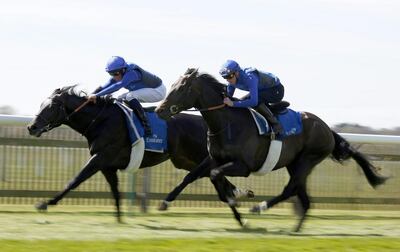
[
  {"left": 88, "top": 56, "right": 166, "bottom": 136},
  {"left": 219, "top": 59, "right": 284, "bottom": 135}
]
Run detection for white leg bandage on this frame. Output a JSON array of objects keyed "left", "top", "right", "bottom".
[
  {"left": 233, "top": 188, "right": 246, "bottom": 198},
  {"left": 259, "top": 201, "right": 268, "bottom": 211}
]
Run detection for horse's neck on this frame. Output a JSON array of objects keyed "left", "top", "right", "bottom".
[
  {"left": 201, "top": 109, "right": 233, "bottom": 134},
  {"left": 65, "top": 98, "right": 104, "bottom": 136}
]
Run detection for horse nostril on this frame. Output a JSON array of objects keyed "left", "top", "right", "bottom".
[{"left": 27, "top": 125, "right": 36, "bottom": 131}]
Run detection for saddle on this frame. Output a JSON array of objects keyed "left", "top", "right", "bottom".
[{"left": 269, "top": 101, "right": 290, "bottom": 114}]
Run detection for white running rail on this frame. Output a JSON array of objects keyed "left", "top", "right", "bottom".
[{"left": 1, "top": 114, "right": 400, "bottom": 144}]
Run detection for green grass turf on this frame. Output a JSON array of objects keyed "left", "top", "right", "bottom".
[
  {"left": 1, "top": 238, "right": 399, "bottom": 252},
  {"left": 0, "top": 205, "right": 399, "bottom": 251}
]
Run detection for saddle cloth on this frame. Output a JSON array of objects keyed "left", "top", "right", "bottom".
[
  {"left": 249, "top": 107, "right": 303, "bottom": 175},
  {"left": 116, "top": 101, "right": 168, "bottom": 153},
  {"left": 249, "top": 108, "right": 303, "bottom": 138},
  {"left": 115, "top": 101, "right": 168, "bottom": 173}
]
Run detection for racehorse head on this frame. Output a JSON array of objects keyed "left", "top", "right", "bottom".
[
  {"left": 156, "top": 68, "right": 227, "bottom": 120},
  {"left": 27, "top": 85, "right": 86, "bottom": 137}
]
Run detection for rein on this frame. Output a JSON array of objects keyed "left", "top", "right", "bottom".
[
  {"left": 81, "top": 102, "right": 107, "bottom": 136},
  {"left": 197, "top": 103, "right": 226, "bottom": 112},
  {"left": 185, "top": 103, "right": 226, "bottom": 112},
  {"left": 66, "top": 99, "right": 91, "bottom": 120},
  {"left": 65, "top": 98, "right": 106, "bottom": 136}
]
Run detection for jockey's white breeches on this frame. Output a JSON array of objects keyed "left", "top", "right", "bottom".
[{"left": 118, "top": 84, "right": 166, "bottom": 103}]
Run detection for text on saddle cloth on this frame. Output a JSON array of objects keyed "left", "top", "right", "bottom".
[{"left": 115, "top": 101, "right": 167, "bottom": 153}]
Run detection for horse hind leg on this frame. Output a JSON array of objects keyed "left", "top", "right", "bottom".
[
  {"left": 293, "top": 184, "right": 310, "bottom": 232},
  {"left": 250, "top": 156, "right": 324, "bottom": 232},
  {"left": 288, "top": 157, "right": 326, "bottom": 232},
  {"left": 254, "top": 178, "right": 306, "bottom": 232}
]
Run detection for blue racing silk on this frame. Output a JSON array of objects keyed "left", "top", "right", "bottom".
[
  {"left": 227, "top": 68, "right": 279, "bottom": 108},
  {"left": 95, "top": 64, "right": 162, "bottom": 97}
]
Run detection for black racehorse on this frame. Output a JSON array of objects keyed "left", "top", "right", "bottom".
[
  {"left": 155, "top": 68, "right": 389, "bottom": 231},
  {"left": 27, "top": 85, "right": 251, "bottom": 222}
]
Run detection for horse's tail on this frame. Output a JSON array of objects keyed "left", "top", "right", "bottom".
[{"left": 331, "top": 130, "right": 389, "bottom": 188}]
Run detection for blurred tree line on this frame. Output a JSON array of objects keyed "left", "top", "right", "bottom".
[
  {"left": 332, "top": 123, "right": 400, "bottom": 135},
  {"left": 0, "top": 105, "right": 17, "bottom": 115}
]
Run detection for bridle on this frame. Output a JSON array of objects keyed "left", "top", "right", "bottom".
[
  {"left": 36, "top": 97, "right": 105, "bottom": 136},
  {"left": 166, "top": 69, "right": 229, "bottom": 115},
  {"left": 168, "top": 80, "right": 227, "bottom": 114}
]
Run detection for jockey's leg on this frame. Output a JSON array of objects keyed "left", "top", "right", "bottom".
[
  {"left": 255, "top": 103, "right": 283, "bottom": 135},
  {"left": 127, "top": 98, "right": 152, "bottom": 136}
]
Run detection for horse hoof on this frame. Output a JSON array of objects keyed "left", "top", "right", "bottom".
[
  {"left": 241, "top": 218, "right": 249, "bottom": 228},
  {"left": 249, "top": 205, "right": 261, "bottom": 214},
  {"left": 158, "top": 201, "right": 168, "bottom": 211},
  {"left": 246, "top": 190, "right": 255, "bottom": 198},
  {"left": 35, "top": 201, "right": 48, "bottom": 212}
]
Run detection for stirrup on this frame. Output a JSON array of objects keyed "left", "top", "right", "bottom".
[{"left": 270, "top": 131, "right": 276, "bottom": 140}]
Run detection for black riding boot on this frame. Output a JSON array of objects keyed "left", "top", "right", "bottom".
[
  {"left": 255, "top": 103, "right": 283, "bottom": 136},
  {"left": 128, "top": 99, "right": 152, "bottom": 136}
]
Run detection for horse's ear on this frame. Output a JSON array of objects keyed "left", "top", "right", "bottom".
[
  {"left": 53, "top": 88, "right": 62, "bottom": 94},
  {"left": 186, "top": 68, "right": 199, "bottom": 80},
  {"left": 53, "top": 93, "right": 64, "bottom": 102},
  {"left": 184, "top": 67, "right": 198, "bottom": 76}
]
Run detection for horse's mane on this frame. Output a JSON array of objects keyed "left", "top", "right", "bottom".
[
  {"left": 197, "top": 73, "right": 227, "bottom": 96},
  {"left": 53, "top": 85, "right": 88, "bottom": 97}
]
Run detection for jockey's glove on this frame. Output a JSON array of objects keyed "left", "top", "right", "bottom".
[{"left": 104, "top": 95, "right": 114, "bottom": 104}]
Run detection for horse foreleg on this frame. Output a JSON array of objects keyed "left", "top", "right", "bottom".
[
  {"left": 101, "top": 169, "right": 122, "bottom": 223},
  {"left": 159, "top": 157, "right": 213, "bottom": 211},
  {"left": 210, "top": 161, "right": 251, "bottom": 204},
  {"left": 35, "top": 154, "right": 102, "bottom": 212},
  {"left": 210, "top": 161, "right": 250, "bottom": 227}
]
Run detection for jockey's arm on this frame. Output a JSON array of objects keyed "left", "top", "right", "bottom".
[
  {"left": 88, "top": 80, "right": 123, "bottom": 103},
  {"left": 227, "top": 84, "right": 236, "bottom": 98},
  {"left": 232, "top": 79, "right": 258, "bottom": 107},
  {"left": 95, "top": 80, "right": 126, "bottom": 97},
  {"left": 89, "top": 69, "right": 141, "bottom": 102}
]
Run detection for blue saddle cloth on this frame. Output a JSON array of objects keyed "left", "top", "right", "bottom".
[
  {"left": 116, "top": 102, "right": 167, "bottom": 153},
  {"left": 250, "top": 108, "right": 303, "bottom": 138},
  {"left": 249, "top": 109, "right": 270, "bottom": 135},
  {"left": 276, "top": 109, "right": 303, "bottom": 137}
]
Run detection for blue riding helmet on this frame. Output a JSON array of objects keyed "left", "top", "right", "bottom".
[
  {"left": 219, "top": 60, "right": 241, "bottom": 77},
  {"left": 105, "top": 56, "right": 128, "bottom": 72}
]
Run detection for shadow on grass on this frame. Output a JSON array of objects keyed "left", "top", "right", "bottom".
[
  {"left": 2, "top": 210, "right": 399, "bottom": 222},
  {"left": 288, "top": 232, "right": 384, "bottom": 237},
  {"left": 136, "top": 224, "right": 205, "bottom": 233},
  {"left": 137, "top": 223, "right": 269, "bottom": 234}
]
